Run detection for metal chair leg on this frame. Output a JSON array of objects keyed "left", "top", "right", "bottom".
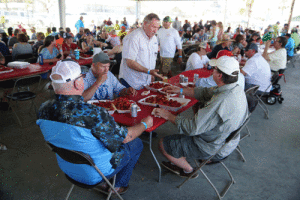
[
  {"left": 257, "top": 98, "right": 269, "bottom": 119},
  {"left": 240, "top": 125, "right": 251, "bottom": 141},
  {"left": 65, "top": 184, "right": 74, "bottom": 200},
  {"left": 106, "top": 175, "right": 116, "bottom": 200},
  {"left": 235, "top": 145, "right": 246, "bottom": 162},
  {"left": 149, "top": 131, "right": 162, "bottom": 182}
]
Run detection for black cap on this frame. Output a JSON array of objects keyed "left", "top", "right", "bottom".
[
  {"left": 93, "top": 52, "right": 113, "bottom": 64},
  {"left": 245, "top": 43, "right": 258, "bottom": 52},
  {"left": 63, "top": 32, "right": 72, "bottom": 39}
]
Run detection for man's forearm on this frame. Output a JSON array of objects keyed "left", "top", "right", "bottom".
[
  {"left": 178, "top": 49, "right": 182, "bottom": 57},
  {"left": 82, "top": 81, "right": 102, "bottom": 102},
  {"left": 123, "top": 123, "right": 146, "bottom": 143},
  {"left": 126, "top": 59, "right": 148, "bottom": 73},
  {"left": 183, "top": 87, "right": 195, "bottom": 98}
]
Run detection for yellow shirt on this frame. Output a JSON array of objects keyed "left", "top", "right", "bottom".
[
  {"left": 45, "top": 32, "right": 51, "bottom": 37},
  {"left": 114, "top": 24, "right": 120, "bottom": 30},
  {"left": 117, "top": 31, "right": 127, "bottom": 38}
]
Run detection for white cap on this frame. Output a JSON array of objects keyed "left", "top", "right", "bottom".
[
  {"left": 209, "top": 56, "right": 239, "bottom": 76},
  {"left": 50, "top": 60, "right": 81, "bottom": 83}
]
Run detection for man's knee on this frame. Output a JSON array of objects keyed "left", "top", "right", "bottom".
[{"left": 125, "top": 138, "right": 143, "bottom": 155}]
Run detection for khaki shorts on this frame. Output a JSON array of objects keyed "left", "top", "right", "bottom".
[{"left": 160, "top": 57, "right": 173, "bottom": 73}]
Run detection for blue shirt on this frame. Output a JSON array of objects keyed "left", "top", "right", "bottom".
[
  {"left": 84, "top": 70, "right": 125, "bottom": 100},
  {"left": 40, "top": 47, "right": 59, "bottom": 59},
  {"left": 285, "top": 37, "right": 295, "bottom": 57},
  {"left": 0, "top": 42, "right": 9, "bottom": 56},
  {"left": 75, "top": 20, "right": 84, "bottom": 32},
  {"left": 37, "top": 95, "right": 128, "bottom": 184}
]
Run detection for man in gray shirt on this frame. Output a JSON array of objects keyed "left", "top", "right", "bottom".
[{"left": 153, "top": 56, "right": 248, "bottom": 178}]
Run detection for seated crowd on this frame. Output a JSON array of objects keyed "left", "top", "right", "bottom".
[{"left": 1, "top": 13, "right": 299, "bottom": 198}]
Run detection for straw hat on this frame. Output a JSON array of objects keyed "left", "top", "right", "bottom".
[{"left": 216, "top": 34, "right": 234, "bottom": 45}]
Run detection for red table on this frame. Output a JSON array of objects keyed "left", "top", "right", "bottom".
[
  {"left": 169, "top": 68, "right": 212, "bottom": 85},
  {"left": 0, "top": 64, "right": 52, "bottom": 82},
  {"left": 112, "top": 89, "right": 198, "bottom": 132}
]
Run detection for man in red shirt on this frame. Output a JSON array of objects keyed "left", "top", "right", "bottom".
[{"left": 62, "top": 33, "right": 81, "bottom": 56}]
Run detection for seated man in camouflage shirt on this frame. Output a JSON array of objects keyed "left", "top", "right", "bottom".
[
  {"left": 37, "top": 60, "right": 153, "bottom": 195},
  {"left": 153, "top": 56, "right": 248, "bottom": 178}
]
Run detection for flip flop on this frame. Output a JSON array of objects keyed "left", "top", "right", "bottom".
[{"left": 0, "top": 144, "right": 7, "bottom": 151}]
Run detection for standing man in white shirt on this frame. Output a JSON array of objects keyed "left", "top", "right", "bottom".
[
  {"left": 241, "top": 43, "right": 272, "bottom": 95},
  {"left": 157, "top": 16, "right": 183, "bottom": 77},
  {"left": 119, "top": 13, "right": 163, "bottom": 90}
]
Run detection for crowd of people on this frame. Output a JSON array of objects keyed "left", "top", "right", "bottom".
[{"left": 1, "top": 12, "right": 300, "bottom": 197}]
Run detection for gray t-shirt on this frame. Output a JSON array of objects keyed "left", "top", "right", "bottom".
[
  {"left": 8, "top": 37, "right": 18, "bottom": 47},
  {"left": 12, "top": 43, "right": 33, "bottom": 60}
]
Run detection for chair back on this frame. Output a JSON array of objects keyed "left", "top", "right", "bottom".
[
  {"left": 12, "top": 75, "right": 41, "bottom": 93},
  {"left": 4, "top": 55, "right": 12, "bottom": 66},
  {"left": 225, "top": 118, "right": 250, "bottom": 143},
  {"left": 46, "top": 142, "right": 95, "bottom": 166},
  {"left": 245, "top": 85, "right": 259, "bottom": 113},
  {"left": 15, "top": 53, "right": 37, "bottom": 63},
  {"left": 37, "top": 119, "right": 114, "bottom": 185}
]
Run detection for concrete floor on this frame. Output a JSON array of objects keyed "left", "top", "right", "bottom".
[{"left": 1, "top": 55, "right": 300, "bottom": 200}]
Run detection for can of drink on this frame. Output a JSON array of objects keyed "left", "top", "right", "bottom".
[
  {"left": 131, "top": 103, "right": 138, "bottom": 117},
  {"left": 38, "top": 54, "right": 43, "bottom": 65},
  {"left": 179, "top": 75, "right": 184, "bottom": 83},
  {"left": 193, "top": 74, "right": 199, "bottom": 83},
  {"left": 183, "top": 77, "right": 189, "bottom": 84}
]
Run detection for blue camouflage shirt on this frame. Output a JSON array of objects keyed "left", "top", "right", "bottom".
[{"left": 38, "top": 94, "right": 128, "bottom": 168}]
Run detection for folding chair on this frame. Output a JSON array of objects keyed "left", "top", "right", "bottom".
[
  {"left": 234, "top": 86, "right": 259, "bottom": 162},
  {"left": 177, "top": 118, "right": 250, "bottom": 200},
  {"left": 15, "top": 53, "right": 37, "bottom": 63},
  {"left": 46, "top": 142, "right": 123, "bottom": 200},
  {"left": 6, "top": 75, "right": 41, "bottom": 127}
]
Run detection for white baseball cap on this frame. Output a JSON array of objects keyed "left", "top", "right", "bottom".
[
  {"left": 50, "top": 60, "right": 81, "bottom": 83},
  {"left": 209, "top": 56, "right": 239, "bottom": 76}
]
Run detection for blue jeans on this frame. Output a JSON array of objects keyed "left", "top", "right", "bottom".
[
  {"left": 120, "top": 78, "right": 132, "bottom": 88},
  {"left": 106, "top": 138, "right": 143, "bottom": 187}
]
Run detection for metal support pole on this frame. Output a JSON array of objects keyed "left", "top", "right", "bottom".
[{"left": 58, "top": 0, "right": 66, "bottom": 29}]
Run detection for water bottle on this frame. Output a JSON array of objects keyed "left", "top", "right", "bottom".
[
  {"left": 74, "top": 49, "right": 80, "bottom": 60},
  {"left": 39, "top": 54, "right": 43, "bottom": 65}
]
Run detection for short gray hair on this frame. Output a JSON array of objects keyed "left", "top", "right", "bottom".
[{"left": 143, "top": 13, "right": 160, "bottom": 23}]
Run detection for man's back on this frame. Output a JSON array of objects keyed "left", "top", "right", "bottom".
[
  {"left": 193, "top": 83, "right": 248, "bottom": 159},
  {"left": 243, "top": 53, "right": 271, "bottom": 92}
]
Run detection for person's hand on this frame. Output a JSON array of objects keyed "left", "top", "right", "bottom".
[
  {"left": 57, "top": 44, "right": 62, "bottom": 50},
  {"left": 153, "top": 108, "right": 173, "bottom": 121},
  {"left": 177, "top": 57, "right": 183, "bottom": 64},
  {"left": 164, "top": 86, "right": 181, "bottom": 94},
  {"left": 96, "top": 73, "right": 108, "bottom": 85},
  {"left": 141, "top": 116, "right": 153, "bottom": 129},
  {"left": 265, "top": 40, "right": 271, "bottom": 47},
  {"left": 232, "top": 47, "right": 239, "bottom": 55},
  {"left": 126, "top": 87, "right": 137, "bottom": 96},
  {"left": 151, "top": 75, "right": 155, "bottom": 82},
  {"left": 150, "top": 69, "right": 164, "bottom": 80}
]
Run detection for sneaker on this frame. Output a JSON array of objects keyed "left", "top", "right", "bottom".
[
  {"left": 179, "top": 169, "right": 199, "bottom": 179},
  {"left": 161, "top": 161, "right": 181, "bottom": 175}
]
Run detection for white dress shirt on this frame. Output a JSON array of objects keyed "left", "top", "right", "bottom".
[
  {"left": 119, "top": 28, "right": 158, "bottom": 90},
  {"left": 157, "top": 27, "right": 182, "bottom": 58},
  {"left": 243, "top": 53, "right": 272, "bottom": 92},
  {"left": 185, "top": 52, "right": 210, "bottom": 71}
]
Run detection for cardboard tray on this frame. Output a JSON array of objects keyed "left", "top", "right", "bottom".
[
  {"left": 87, "top": 100, "right": 116, "bottom": 115},
  {"left": 144, "top": 81, "right": 171, "bottom": 92}
]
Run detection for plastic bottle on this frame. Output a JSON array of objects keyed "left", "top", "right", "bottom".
[{"left": 39, "top": 54, "right": 43, "bottom": 65}]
